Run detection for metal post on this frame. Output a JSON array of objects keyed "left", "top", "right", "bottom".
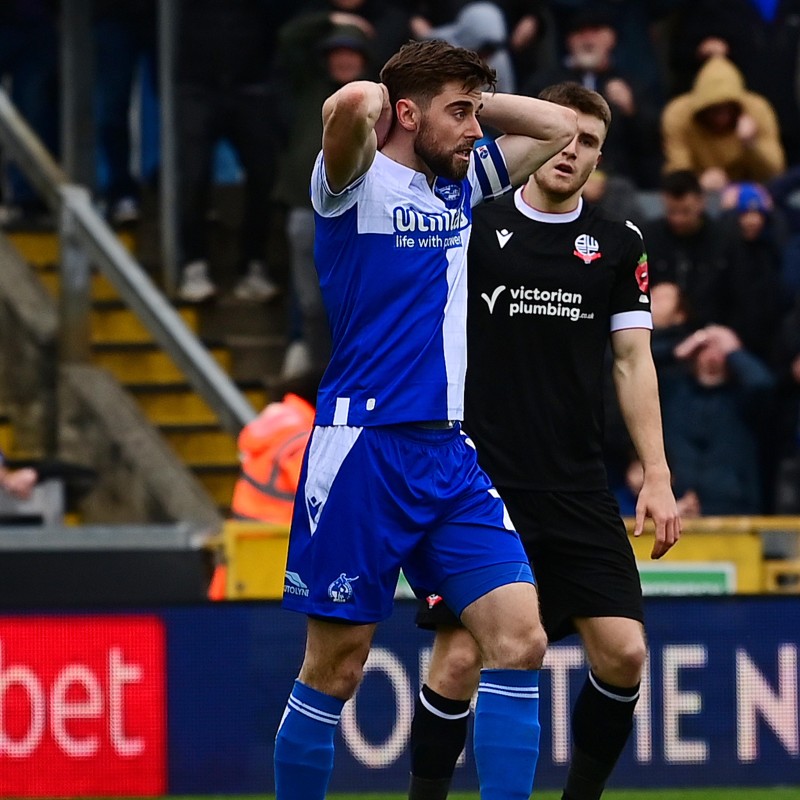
[
  {"left": 158, "top": 0, "right": 180, "bottom": 293},
  {"left": 58, "top": 186, "right": 93, "bottom": 363},
  {"left": 60, "top": 0, "right": 95, "bottom": 188}
]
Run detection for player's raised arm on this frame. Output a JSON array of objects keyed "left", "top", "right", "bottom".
[
  {"left": 321, "top": 80, "right": 392, "bottom": 193},
  {"left": 480, "top": 92, "right": 577, "bottom": 186}
]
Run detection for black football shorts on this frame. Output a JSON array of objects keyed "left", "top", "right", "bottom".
[{"left": 416, "top": 489, "right": 644, "bottom": 642}]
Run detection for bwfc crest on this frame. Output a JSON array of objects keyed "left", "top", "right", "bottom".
[{"left": 573, "top": 233, "right": 602, "bottom": 264}]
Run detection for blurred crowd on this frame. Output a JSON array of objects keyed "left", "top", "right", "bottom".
[{"left": 3, "top": 0, "right": 800, "bottom": 518}]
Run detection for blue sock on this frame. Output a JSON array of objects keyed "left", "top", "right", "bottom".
[
  {"left": 274, "top": 680, "right": 344, "bottom": 800},
  {"left": 474, "top": 668, "right": 541, "bottom": 800}
]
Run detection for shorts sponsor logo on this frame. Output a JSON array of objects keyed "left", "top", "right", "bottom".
[
  {"left": 328, "top": 573, "right": 360, "bottom": 603},
  {"left": 284, "top": 571, "right": 309, "bottom": 597}
]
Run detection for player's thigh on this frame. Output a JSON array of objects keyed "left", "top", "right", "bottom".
[
  {"left": 575, "top": 615, "right": 646, "bottom": 687},
  {"left": 461, "top": 581, "right": 546, "bottom": 670}
]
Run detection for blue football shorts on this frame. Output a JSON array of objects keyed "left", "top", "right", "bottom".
[{"left": 282, "top": 423, "right": 533, "bottom": 623}]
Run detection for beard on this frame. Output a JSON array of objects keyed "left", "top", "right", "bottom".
[
  {"left": 415, "top": 119, "right": 471, "bottom": 181},
  {"left": 533, "top": 164, "right": 591, "bottom": 201}
]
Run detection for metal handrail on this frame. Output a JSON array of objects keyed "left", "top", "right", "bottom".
[{"left": 0, "top": 87, "right": 256, "bottom": 434}]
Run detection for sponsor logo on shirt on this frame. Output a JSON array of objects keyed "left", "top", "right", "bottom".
[
  {"left": 573, "top": 233, "right": 602, "bottom": 264},
  {"left": 495, "top": 228, "right": 514, "bottom": 249},
  {"left": 393, "top": 206, "right": 467, "bottom": 249},
  {"left": 481, "top": 284, "right": 593, "bottom": 321}
]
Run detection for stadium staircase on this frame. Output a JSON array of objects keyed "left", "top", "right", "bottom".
[{"left": 5, "top": 228, "right": 284, "bottom": 516}]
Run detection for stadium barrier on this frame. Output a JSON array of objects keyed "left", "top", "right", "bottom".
[
  {"left": 217, "top": 517, "right": 800, "bottom": 599},
  {"left": 2, "top": 598, "right": 799, "bottom": 796}
]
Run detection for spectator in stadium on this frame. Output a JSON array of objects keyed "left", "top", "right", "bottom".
[
  {"left": 582, "top": 167, "right": 646, "bottom": 225},
  {"left": 715, "top": 182, "right": 783, "bottom": 364},
  {"left": 661, "top": 55, "right": 786, "bottom": 193},
  {"left": 174, "top": 0, "right": 292, "bottom": 303},
  {"left": 408, "top": 83, "right": 679, "bottom": 800},
  {"left": 642, "top": 170, "right": 729, "bottom": 328},
  {"left": 272, "top": 17, "right": 374, "bottom": 382},
  {"left": 0, "top": 1, "right": 59, "bottom": 227},
  {"left": 523, "top": 7, "right": 662, "bottom": 188},
  {"left": 299, "top": 0, "right": 412, "bottom": 71},
  {"left": 93, "top": 0, "right": 156, "bottom": 227},
  {"left": 416, "top": 2, "right": 517, "bottom": 92},
  {"left": 0, "top": 450, "right": 37, "bottom": 501},
  {"left": 666, "top": 0, "right": 800, "bottom": 165},
  {"left": 662, "top": 324, "right": 775, "bottom": 515},
  {"left": 272, "top": 39, "right": 578, "bottom": 800}
]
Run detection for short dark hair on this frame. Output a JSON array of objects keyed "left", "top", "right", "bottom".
[
  {"left": 537, "top": 82, "right": 611, "bottom": 131},
  {"left": 380, "top": 39, "right": 496, "bottom": 110},
  {"left": 661, "top": 169, "right": 702, "bottom": 197}
]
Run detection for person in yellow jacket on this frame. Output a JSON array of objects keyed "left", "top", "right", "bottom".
[
  {"left": 661, "top": 55, "right": 785, "bottom": 193},
  {"left": 209, "top": 373, "right": 320, "bottom": 599}
]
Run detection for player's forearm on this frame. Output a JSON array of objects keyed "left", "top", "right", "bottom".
[
  {"left": 480, "top": 92, "right": 575, "bottom": 143},
  {"left": 322, "top": 81, "right": 389, "bottom": 190},
  {"left": 613, "top": 355, "right": 671, "bottom": 481},
  {"left": 323, "top": 81, "right": 387, "bottom": 138}
]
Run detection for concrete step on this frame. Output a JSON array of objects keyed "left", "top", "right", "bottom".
[
  {"left": 160, "top": 424, "right": 239, "bottom": 463},
  {"left": 90, "top": 303, "right": 200, "bottom": 344},
  {"left": 226, "top": 334, "right": 287, "bottom": 383},
  {"left": 92, "top": 342, "right": 231, "bottom": 384},
  {"left": 196, "top": 294, "right": 287, "bottom": 341},
  {"left": 0, "top": 418, "right": 11, "bottom": 453},
  {"left": 129, "top": 383, "right": 267, "bottom": 426},
  {"left": 7, "top": 229, "right": 135, "bottom": 268},
  {"left": 34, "top": 267, "right": 121, "bottom": 301},
  {"left": 192, "top": 464, "right": 239, "bottom": 509}
]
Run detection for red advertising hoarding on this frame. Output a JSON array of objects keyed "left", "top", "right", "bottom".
[{"left": 0, "top": 616, "right": 166, "bottom": 796}]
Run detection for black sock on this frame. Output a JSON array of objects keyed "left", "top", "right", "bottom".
[
  {"left": 562, "top": 671, "right": 640, "bottom": 800},
  {"left": 408, "top": 684, "right": 471, "bottom": 800}
]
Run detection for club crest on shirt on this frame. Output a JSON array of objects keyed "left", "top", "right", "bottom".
[
  {"left": 328, "top": 573, "right": 359, "bottom": 603},
  {"left": 434, "top": 181, "right": 462, "bottom": 205},
  {"left": 573, "top": 233, "right": 602, "bottom": 264}
]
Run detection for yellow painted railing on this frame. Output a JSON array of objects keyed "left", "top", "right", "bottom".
[{"left": 216, "top": 517, "right": 800, "bottom": 600}]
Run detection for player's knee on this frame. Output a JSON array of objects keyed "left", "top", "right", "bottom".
[
  {"left": 596, "top": 639, "right": 646, "bottom": 686},
  {"left": 433, "top": 640, "right": 482, "bottom": 695},
  {"left": 484, "top": 621, "right": 547, "bottom": 670},
  {"left": 300, "top": 656, "right": 366, "bottom": 700}
]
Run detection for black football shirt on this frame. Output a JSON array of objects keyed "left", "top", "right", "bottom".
[{"left": 464, "top": 188, "right": 652, "bottom": 491}]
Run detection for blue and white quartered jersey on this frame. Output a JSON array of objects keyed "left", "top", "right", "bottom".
[{"left": 311, "top": 141, "right": 511, "bottom": 426}]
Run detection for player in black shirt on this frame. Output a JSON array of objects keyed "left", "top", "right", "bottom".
[{"left": 409, "top": 83, "right": 681, "bottom": 800}]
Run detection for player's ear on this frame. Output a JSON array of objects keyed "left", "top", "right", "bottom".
[
  {"left": 396, "top": 98, "right": 419, "bottom": 132},
  {"left": 594, "top": 150, "right": 603, "bottom": 170}
]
